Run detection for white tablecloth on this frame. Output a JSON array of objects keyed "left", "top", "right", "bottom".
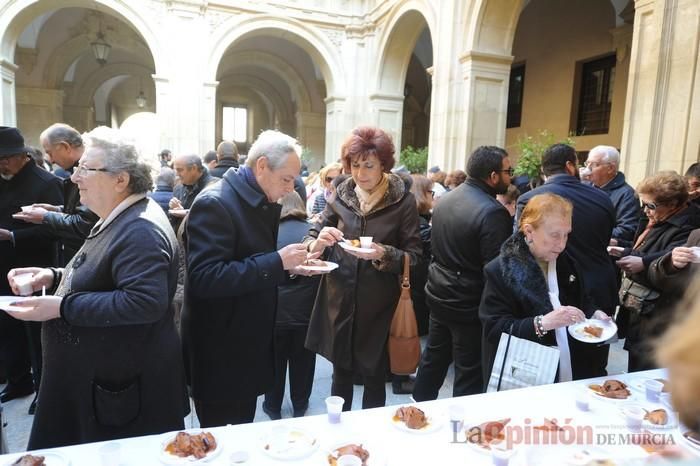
[{"left": 2, "top": 369, "right": 697, "bottom": 465}]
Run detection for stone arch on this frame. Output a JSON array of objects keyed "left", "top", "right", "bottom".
[
  {"left": 70, "top": 62, "right": 153, "bottom": 107},
  {"left": 0, "top": 0, "right": 166, "bottom": 75},
  {"left": 218, "top": 50, "right": 312, "bottom": 113},
  {"left": 206, "top": 14, "right": 344, "bottom": 97},
  {"left": 466, "top": 0, "right": 526, "bottom": 55},
  {"left": 374, "top": 0, "right": 436, "bottom": 95}
]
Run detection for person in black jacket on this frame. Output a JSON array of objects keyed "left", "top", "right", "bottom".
[
  {"left": 611, "top": 171, "right": 700, "bottom": 371},
  {"left": 209, "top": 141, "right": 239, "bottom": 178},
  {"left": 148, "top": 167, "right": 175, "bottom": 213},
  {"left": 480, "top": 193, "right": 611, "bottom": 385},
  {"left": 12, "top": 123, "right": 99, "bottom": 265},
  {"left": 516, "top": 144, "right": 617, "bottom": 379},
  {"left": 183, "top": 130, "right": 317, "bottom": 427},
  {"left": 412, "top": 146, "right": 513, "bottom": 400},
  {"left": 0, "top": 126, "right": 63, "bottom": 406},
  {"left": 262, "top": 192, "right": 320, "bottom": 420}
]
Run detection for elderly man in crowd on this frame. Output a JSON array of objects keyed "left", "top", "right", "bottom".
[
  {"left": 12, "top": 123, "right": 99, "bottom": 265},
  {"left": 202, "top": 150, "right": 218, "bottom": 171},
  {"left": 517, "top": 144, "right": 617, "bottom": 378},
  {"left": 413, "top": 146, "right": 513, "bottom": 399},
  {"left": 182, "top": 130, "right": 318, "bottom": 426},
  {"left": 685, "top": 162, "right": 700, "bottom": 206},
  {"left": 169, "top": 154, "right": 218, "bottom": 215},
  {"left": 149, "top": 167, "right": 176, "bottom": 213},
  {"left": 0, "top": 126, "right": 63, "bottom": 408},
  {"left": 209, "top": 140, "right": 239, "bottom": 178},
  {"left": 585, "top": 145, "right": 640, "bottom": 245}
]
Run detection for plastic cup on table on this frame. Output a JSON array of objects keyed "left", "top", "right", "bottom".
[
  {"left": 448, "top": 404, "right": 465, "bottom": 433},
  {"left": 337, "top": 455, "right": 363, "bottom": 466},
  {"left": 622, "top": 405, "right": 645, "bottom": 431},
  {"left": 359, "top": 236, "right": 373, "bottom": 249},
  {"left": 490, "top": 440, "right": 514, "bottom": 466},
  {"left": 13, "top": 272, "right": 34, "bottom": 297},
  {"left": 99, "top": 442, "right": 121, "bottom": 466},
  {"left": 325, "top": 395, "right": 344, "bottom": 424},
  {"left": 645, "top": 379, "right": 664, "bottom": 402},
  {"left": 575, "top": 387, "right": 593, "bottom": 411}
]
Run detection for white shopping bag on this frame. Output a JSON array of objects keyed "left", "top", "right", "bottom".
[{"left": 487, "top": 330, "right": 560, "bottom": 392}]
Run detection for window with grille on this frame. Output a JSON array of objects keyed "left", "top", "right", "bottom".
[
  {"left": 506, "top": 64, "right": 525, "bottom": 129},
  {"left": 575, "top": 55, "right": 616, "bottom": 135}
]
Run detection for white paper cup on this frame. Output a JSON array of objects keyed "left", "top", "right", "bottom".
[
  {"left": 359, "top": 236, "right": 373, "bottom": 249},
  {"left": 337, "top": 455, "right": 362, "bottom": 466},
  {"left": 13, "top": 273, "right": 34, "bottom": 297},
  {"left": 490, "top": 441, "right": 513, "bottom": 466},
  {"left": 690, "top": 246, "right": 700, "bottom": 263},
  {"left": 575, "top": 388, "right": 592, "bottom": 411},
  {"left": 325, "top": 395, "right": 344, "bottom": 424},
  {"left": 622, "top": 405, "right": 645, "bottom": 430},
  {"left": 230, "top": 450, "right": 249, "bottom": 463},
  {"left": 449, "top": 404, "right": 465, "bottom": 432},
  {"left": 645, "top": 379, "right": 664, "bottom": 402},
  {"left": 99, "top": 442, "right": 121, "bottom": 466}
]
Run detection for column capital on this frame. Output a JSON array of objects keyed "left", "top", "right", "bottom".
[{"left": 0, "top": 58, "right": 19, "bottom": 73}]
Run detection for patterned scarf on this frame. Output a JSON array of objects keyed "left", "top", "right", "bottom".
[{"left": 354, "top": 173, "right": 389, "bottom": 214}]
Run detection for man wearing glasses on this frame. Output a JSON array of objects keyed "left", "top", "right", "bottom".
[
  {"left": 585, "top": 146, "right": 640, "bottom": 246},
  {"left": 0, "top": 126, "right": 63, "bottom": 408}
]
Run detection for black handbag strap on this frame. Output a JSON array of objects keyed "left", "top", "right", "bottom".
[{"left": 496, "top": 322, "right": 515, "bottom": 392}]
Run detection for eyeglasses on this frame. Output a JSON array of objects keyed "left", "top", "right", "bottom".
[
  {"left": 641, "top": 201, "right": 657, "bottom": 210},
  {"left": 75, "top": 165, "right": 109, "bottom": 177},
  {"left": 498, "top": 168, "right": 515, "bottom": 176}
]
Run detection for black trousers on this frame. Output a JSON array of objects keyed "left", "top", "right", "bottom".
[
  {"left": 0, "top": 312, "right": 41, "bottom": 390},
  {"left": 412, "top": 314, "right": 483, "bottom": 401},
  {"left": 332, "top": 364, "right": 386, "bottom": 411},
  {"left": 264, "top": 327, "right": 316, "bottom": 412},
  {"left": 194, "top": 398, "right": 257, "bottom": 427}
]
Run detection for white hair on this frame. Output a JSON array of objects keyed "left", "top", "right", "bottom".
[
  {"left": 589, "top": 145, "right": 620, "bottom": 169},
  {"left": 246, "top": 130, "right": 301, "bottom": 170}
]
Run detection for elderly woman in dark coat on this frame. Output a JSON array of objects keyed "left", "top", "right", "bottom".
[
  {"left": 611, "top": 171, "right": 700, "bottom": 371},
  {"left": 305, "top": 126, "right": 421, "bottom": 410},
  {"left": 479, "top": 193, "right": 610, "bottom": 384},
  {"left": 7, "top": 127, "right": 185, "bottom": 449}
]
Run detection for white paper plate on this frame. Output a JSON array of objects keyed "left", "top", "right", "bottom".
[
  {"left": 338, "top": 241, "right": 374, "bottom": 254},
  {"left": 586, "top": 381, "right": 635, "bottom": 402},
  {"left": 568, "top": 319, "right": 617, "bottom": 343},
  {"left": 327, "top": 442, "right": 385, "bottom": 466},
  {"left": 391, "top": 409, "right": 443, "bottom": 435},
  {"left": 463, "top": 419, "right": 512, "bottom": 454},
  {"left": 159, "top": 430, "right": 222, "bottom": 464},
  {"left": 168, "top": 209, "right": 189, "bottom": 217},
  {"left": 3, "top": 452, "right": 71, "bottom": 466},
  {"left": 259, "top": 427, "right": 319, "bottom": 461},
  {"left": 680, "top": 430, "right": 700, "bottom": 454},
  {"left": 297, "top": 260, "right": 339, "bottom": 273},
  {"left": 0, "top": 296, "right": 31, "bottom": 312},
  {"left": 616, "top": 404, "right": 677, "bottom": 430}
]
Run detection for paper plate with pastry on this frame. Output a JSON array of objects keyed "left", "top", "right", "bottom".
[
  {"left": 338, "top": 240, "right": 374, "bottom": 254},
  {"left": 616, "top": 404, "right": 675, "bottom": 430},
  {"left": 159, "top": 430, "right": 222, "bottom": 464},
  {"left": 326, "top": 442, "right": 385, "bottom": 466},
  {"left": 568, "top": 319, "right": 617, "bottom": 343},
  {"left": 391, "top": 406, "right": 442, "bottom": 434},
  {"left": 587, "top": 380, "right": 633, "bottom": 401},
  {"left": 4, "top": 452, "right": 71, "bottom": 466},
  {"left": 465, "top": 418, "right": 511, "bottom": 453},
  {"left": 260, "top": 426, "right": 318, "bottom": 460},
  {"left": 297, "top": 259, "right": 339, "bottom": 273}
]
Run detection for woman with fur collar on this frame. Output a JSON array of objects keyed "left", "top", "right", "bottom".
[
  {"left": 305, "top": 126, "right": 421, "bottom": 410},
  {"left": 479, "top": 193, "right": 611, "bottom": 384}
]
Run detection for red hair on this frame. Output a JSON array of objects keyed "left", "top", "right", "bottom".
[{"left": 341, "top": 126, "right": 395, "bottom": 173}]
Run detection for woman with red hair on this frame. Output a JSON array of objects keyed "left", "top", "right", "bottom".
[{"left": 305, "top": 126, "right": 421, "bottom": 410}]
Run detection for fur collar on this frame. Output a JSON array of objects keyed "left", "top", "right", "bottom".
[
  {"left": 499, "top": 232, "right": 554, "bottom": 315},
  {"left": 335, "top": 173, "right": 406, "bottom": 216}
]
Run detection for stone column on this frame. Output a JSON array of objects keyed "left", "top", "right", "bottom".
[
  {"left": 295, "top": 111, "right": 326, "bottom": 168},
  {"left": 153, "top": 75, "right": 175, "bottom": 152},
  {"left": 0, "top": 59, "right": 18, "bottom": 126},
  {"left": 324, "top": 96, "right": 346, "bottom": 164},
  {"left": 620, "top": 0, "right": 700, "bottom": 184},
  {"left": 200, "top": 80, "right": 219, "bottom": 155},
  {"left": 368, "top": 93, "right": 405, "bottom": 150}
]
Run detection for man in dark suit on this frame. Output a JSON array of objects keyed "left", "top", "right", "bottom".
[
  {"left": 516, "top": 143, "right": 617, "bottom": 378},
  {"left": 413, "top": 146, "right": 513, "bottom": 399},
  {"left": 182, "top": 130, "right": 318, "bottom": 426},
  {"left": 209, "top": 141, "right": 239, "bottom": 178},
  {"left": 0, "top": 126, "right": 63, "bottom": 405}
]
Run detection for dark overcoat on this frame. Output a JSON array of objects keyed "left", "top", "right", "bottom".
[
  {"left": 182, "top": 168, "right": 287, "bottom": 401},
  {"left": 305, "top": 174, "right": 421, "bottom": 376},
  {"left": 479, "top": 232, "right": 596, "bottom": 383},
  {"left": 29, "top": 198, "right": 185, "bottom": 449}
]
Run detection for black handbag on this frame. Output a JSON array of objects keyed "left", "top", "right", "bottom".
[{"left": 619, "top": 277, "right": 660, "bottom": 316}]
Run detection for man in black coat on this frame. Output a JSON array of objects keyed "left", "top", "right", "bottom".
[
  {"left": 413, "top": 146, "right": 513, "bottom": 399},
  {"left": 182, "top": 130, "right": 318, "bottom": 427},
  {"left": 516, "top": 143, "right": 617, "bottom": 378},
  {"left": 0, "top": 126, "right": 63, "bottom": 404},
  {"left": 585, "top": 145, "right": 640, "bottom": 245},
  {"left": 12, "top": 123, "right": 99, "bottom": 265},
  {"left": 209, "top": 141, "right": 239, "bottom": 178}
]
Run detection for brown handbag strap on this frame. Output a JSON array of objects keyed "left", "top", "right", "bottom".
[{"left": 401, "top": 254, "right": 410, "bottom": 289}]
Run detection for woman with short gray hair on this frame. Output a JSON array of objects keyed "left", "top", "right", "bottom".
[{"left": 6, "top": 126, "right": 185, "bottom": 448}]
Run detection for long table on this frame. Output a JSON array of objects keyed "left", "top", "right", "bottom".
[{"left": 1, "top": 369, "right": 698, "bottom": 465}]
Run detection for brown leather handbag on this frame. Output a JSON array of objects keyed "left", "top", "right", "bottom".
[{"left": 388, "top": 254, "right": 421, "bottom": 375}]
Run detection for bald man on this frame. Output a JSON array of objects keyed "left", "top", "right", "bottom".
[{"left": 210, "top": 141, "right": 239, "bottom": 178}]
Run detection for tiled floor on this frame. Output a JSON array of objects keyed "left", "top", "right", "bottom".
[{"left": 1, "top": 339, "right": 628, "bottom": 453}]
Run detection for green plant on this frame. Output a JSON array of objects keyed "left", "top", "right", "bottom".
[
  {"left": 300, "top": 147, "right": 315, "bottom": 167},
  {"left": 513, "top": 130, "right": 575, "bottom": 180},
  {"left": 399, "top": 146, "right": 429, "bottom": 174}
]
